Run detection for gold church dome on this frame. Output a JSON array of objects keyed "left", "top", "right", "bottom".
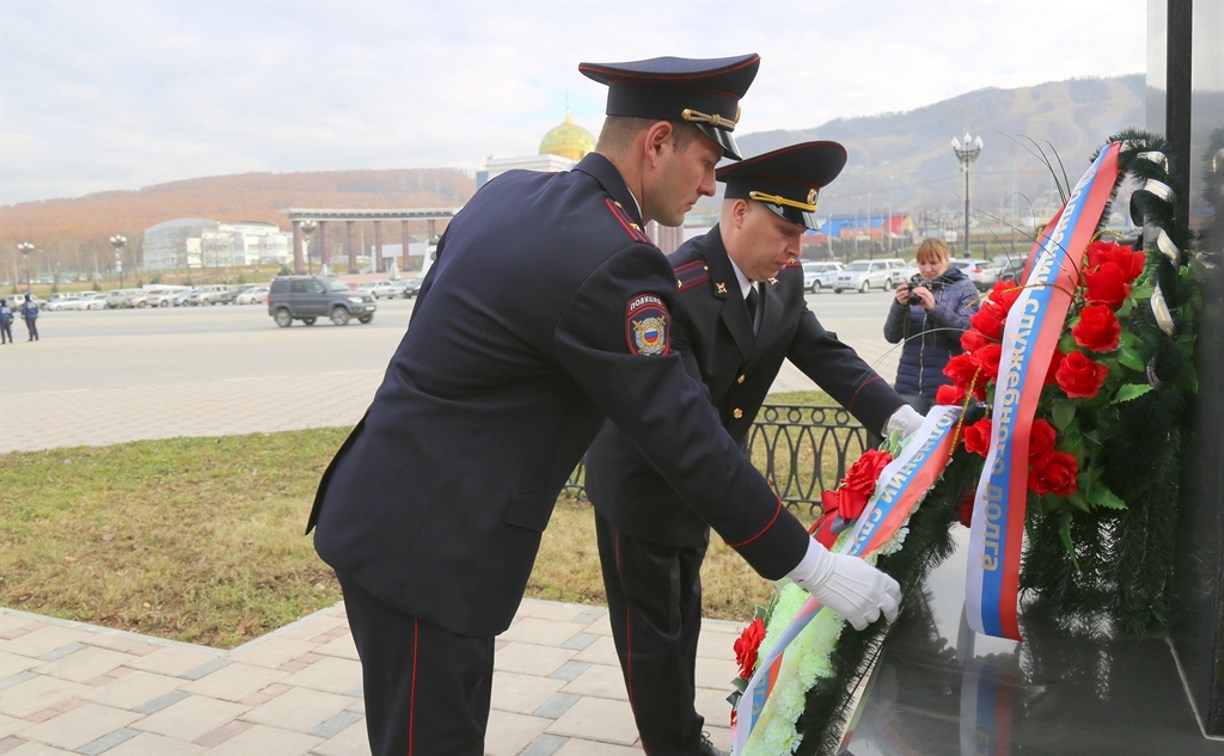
[{"left": 539, "top": 108, "right": 595, "bottom": 162}]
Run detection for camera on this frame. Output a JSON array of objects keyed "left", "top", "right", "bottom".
[{"left": 905, "top": 276, "right": 925, "bottom": 306}]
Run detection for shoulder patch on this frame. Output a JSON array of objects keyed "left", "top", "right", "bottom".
[
  {"left": 605, "top": 199, "right": 655, "bottom": 245},
  {"left": 624, "top": 293, "right": 670, "bottom": 357},
  {"left": 674, "top": 260, "right": 711, "bottom": 293}
]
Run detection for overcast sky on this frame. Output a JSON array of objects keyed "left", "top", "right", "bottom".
[{"left": 0, "top": 0, "right": 1147, "bottom": 207}]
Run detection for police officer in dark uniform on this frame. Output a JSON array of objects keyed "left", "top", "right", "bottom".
[
  {"left": 307, "top": 60, "right": 902, "bottom": 756},
  {"left": 585, "top": 142, "right": 924, "bottom": 756}
]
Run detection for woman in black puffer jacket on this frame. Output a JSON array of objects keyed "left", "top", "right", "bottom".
[{"left": 883, "top": 238, "right": 980, "bottom": 412}]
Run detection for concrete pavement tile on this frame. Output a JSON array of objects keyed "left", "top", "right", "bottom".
[
  {"left": 0, "top": 740, "right": 77, "bottom": 754},
  {"left": 695, "top": 655, "right": 738, "bottom": 691},
  {"left": 705, "top": 723, "right": 732, "bottom": 753},
  {"left": 225, "top": 636, "right": 317, "bottom": 669},
  {"left": 514, "top": 599, "right": 605, "bottom": 624},
  {"left": 490, "top": 671, "right": 565, "bottom": 715},
  {"left": 559, "top": 663, "right": 629, "bottom": 700},
  {"left": 32, "top": 646, "right": 134, "bottom": 683},
  {"left": 582, "top": 611, "right": 614, "bottom": 637},
  {"left": 76, "top": 634, "right": 163, "bottom": 657},
  {"left": 198, "top": 723, "right": 321, "bottom": 755},
  {"left": 484, "top": 709, "right": 552, "bottom": 756},
  {"left": 276, "top": 656, "right": 361, "bottom": 695},
  {"left": 267, "top": 612, "right": 348, "bottom": 643},
  {"left": 308, "top": 709, "right": 362, "bottom": 739},
  {"left": 131, "top": 696, "right": 250, "bottom": 741},
  {"left": 545, "top": 695, "right": 638, "bottom": 745},
  {"left": 76, "top": 727, "right": 139, "bottom": 756},
  {"left": 0, "top": 653, "right": 37, "bottom": 681},
  {"left": 0, "top": 615, "right": 41, "bottom": 636},
  {"left": 80, "top": 670, "right": 185, "bottom": 709},
  {"left": 88, "top": 731, "right": 205, "bottom": 755},
  {"left": 179, "top": 661, "right": 286, "bottom": 702},
  {"left": 0, "top": 713, "right": 23, "bottom": 738},
  {"left": 532, "top": 692, "right": 578, "bottom": 719},
  {"left": 310, "top": 718, "right": 368, "bottom": 756},
  {"left": 241, "top": 685, "right": 354, "bottom": 732},
  {"left": 499, "top": 617, "right": 590, "bottom": 647},
  {"left": 548, "top": 661, "right": 591, "bottom": 682},
  {"left": 551, "top": 738, "right": 642, "bottom": 755},
  {"left": 192, "top": 720, "right": 252, "bottom": 748},
  {"left": 572, "top": 635, "right": 621, "bottom": 666},
  {"left": 495, "top": 642, "right": 576, "bottom": 677},
  {"left": 311, "top": 633, "right": 358, "bottom": 660},
  {"left": 696, "top": 628, "right": 739, "bottom": 660},
  {"left": 0, "top": 626, "right": 94, "bottom": 659},
  {"left": 694, "top": 686, "right": 734, "bottom": 731},
  {"left": 16, "top": 702, "right": 141, "bottom": 750},
  {"left": 0, "top": 676, "right": 90, "bottom": 719},
  {"left": 518, "top": 732, "right": 569, "bottom": 755},
  {"left": 124, "top": 646, "right": 221, "bottom": 677}
]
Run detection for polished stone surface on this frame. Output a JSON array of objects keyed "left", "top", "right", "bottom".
[{"left": 842, "top": 528, "right": 1224, "bottom": 755}]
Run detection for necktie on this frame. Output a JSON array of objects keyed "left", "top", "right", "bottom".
[{"left": 745, "top": 285, "right": 759, "bottom": 333}]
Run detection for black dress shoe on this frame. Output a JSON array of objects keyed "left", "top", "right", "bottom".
[{"left": 698, "top": 733, "right": 729, "bottom": 756}]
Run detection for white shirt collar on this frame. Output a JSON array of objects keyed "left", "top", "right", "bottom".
[{"left": 729, "top": 258, "right": 755, "bottom": 299}]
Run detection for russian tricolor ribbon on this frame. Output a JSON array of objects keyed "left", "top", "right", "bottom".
[
  {"left": 733, "top": 405, "right": 963, "bottom": 753},
  {"left": 964, "top": 142, "right": 1123, "bottom": 640}
]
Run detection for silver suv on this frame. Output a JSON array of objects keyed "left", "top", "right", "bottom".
[
  {"left": 267, "top": 275, "right": 376, "bottom": 327},
  {"left": 831, "top": 258, "right": 906, "bottom": 293}
]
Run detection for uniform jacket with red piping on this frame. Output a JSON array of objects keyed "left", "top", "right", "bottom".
[
  {"left": 585, "top": 225, "right": 905, "bottom": 548},
  {"left": 307, "top": 155, "right": 812, "bottom": 636}
]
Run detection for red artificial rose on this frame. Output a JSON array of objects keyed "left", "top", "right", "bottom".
[
  {"left": 936, "top": 383, "right": 968, "bottom": 406},
  {"left": 841, "top": 449, "right": 894, "bottom": 499},
  {"left": 986, "top": 280, "right": 1023, "bottom": 313},
  {"left": 734, "top": 617, "right": 766, "bottom": 679},
  {"left": 1044, "top": 349, "right": 1065, "bottom": 386},
  {"left": 1086, "top": 240, "right": 1145, "bottom": 282},
  {"left": 975, "top": 342, "right": 1003, "bottom": 381},
  {"left": 969, "top": 305, "right": 1006, "bottom": 343},
  {"left": 963, "top": 417, "right": 993, "bottom": 457},
  {"left": 961, "top": 328, "right": 994, "bottom": 353},
  {"left": 944, "top": 352, "right": 981, "bottom": 389},
  {"left": 1084, "top": 261, "right": 1132, "bottom": 309},
  {"left": 1027, "top": 418, "right": 1057, "bottom": 463},
  {"left": 1071, "top": 304, "right": 1121, "bottom": 352},
  {"left": 1055, "top": 350, "right": 1109, "bottom": 399},
  {"left": 1028, "top": 449, "right": 1079, "bottom": 496}
]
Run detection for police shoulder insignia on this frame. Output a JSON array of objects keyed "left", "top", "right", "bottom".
[
  {"left": 674, "top": 260, "right": 710, "bottom": 293},
  {"left": 625, "top": 293, "right": 670, "bottom": 357},
  {"left": 605, "top": 199, "right": 655, "bottom": 246}
]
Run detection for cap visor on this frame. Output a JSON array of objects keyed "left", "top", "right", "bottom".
[{"left": 694, "top": 124, "right": 741, "bottom": 160}]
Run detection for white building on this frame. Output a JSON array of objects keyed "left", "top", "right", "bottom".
[{"left": 142, "top": 219, "right": 293, "bottom": 271}]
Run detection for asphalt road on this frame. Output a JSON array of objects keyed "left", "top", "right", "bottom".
[{"left": 0, "top": 290, "right": 902, "bottom": 452}]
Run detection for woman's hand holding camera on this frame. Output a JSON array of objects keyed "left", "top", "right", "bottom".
[{"left": 894, "top": 281, "right": 935, "bottom": 309}]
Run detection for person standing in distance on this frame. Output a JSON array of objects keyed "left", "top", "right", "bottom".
[
  {"left": 0, "top": 299, "right": 13, "bottom": 344},
  {"left": 20, "top": 294, "right": 39, "bottom": 342},
  {"left": 585, "top": 142, "right": 923, "bottom": 756},
  {"left": 307, "top": 55, "right": 901, "bottom": 756}
]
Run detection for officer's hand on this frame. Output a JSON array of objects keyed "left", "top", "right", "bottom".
[
  {"left": 883, "top": 404, "right": 925, "bottom": 439},
  {"left": 786, "top": 538, "right": 901, "bottom": 631}
]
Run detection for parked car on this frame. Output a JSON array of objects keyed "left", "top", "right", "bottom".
[
  {"left": 356, "top": 280, "right": 408, "bottom": 299},
  {"left": 267, "top": 275, "right": 377, "bottom": 327},
  {"left": 950, "top": 258, "right": 999, "bottom": 291},
  {"left": 800, "top": 261, "right": 844, "bottom": 293},
  {"left": 144, "top": 289, "right": 182, "bottom": 308},
  {"left": 234, "top": 286, "right": 270, "bottom": 305},
  {"left": 831, "top": 258, "right": 907, "bottom": 293},
  {"left": 43, "top": 293, "right": 81, "bottom": 311},
  {"left": 995, "top": 258, "right": 1027, "bottom": 284},
  {"left": 402, "top": 277, "right": 424, "bottom": 298},
  {"left": 105, "top": 289, "right": 141, "bottom": 308},
  {"left": 187, "top": 285, "right": 231, "bottom": 306}
]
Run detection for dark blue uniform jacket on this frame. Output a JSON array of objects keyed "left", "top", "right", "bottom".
[
  {"left": 308, "top": 155, "right": 812, "bottom": 637},
  {"left": 586, "top": 226, "right": 905, "bottom": 548}
]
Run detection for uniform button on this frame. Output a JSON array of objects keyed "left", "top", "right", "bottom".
[
  {"left": 733, "top": 408, "right": 744, "bottom": 419},
  {"left": 737, "top": 374, "right": 746, "bottom": 384}
]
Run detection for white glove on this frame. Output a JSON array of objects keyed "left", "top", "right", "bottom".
[
  {"left": 786, "top": 538, "right": 901, "bottom": 631},
  {"left": 883, "top": 404, "right": 924, "bottom": 440}
]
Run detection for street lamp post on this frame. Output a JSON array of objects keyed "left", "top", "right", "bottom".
[
  {"left": 17, "top": 242, "right": 34, "bottom": 294},
  {"left": 110, "top": 235, "right": 127, "bottom": 288},
  {"left": 951, "top": 132, "right": 983, "bottom": 258}
]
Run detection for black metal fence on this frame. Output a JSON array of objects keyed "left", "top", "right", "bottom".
[{"left": 563, "top": 403, "right": 869, "bottom": 521}]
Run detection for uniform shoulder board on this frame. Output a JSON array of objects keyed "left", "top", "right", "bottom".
[
  {"left": 604, "top": 199, "right": 655, "bottom": 246},
  {"left": 674, "top": 259, "right": 711, "bottom": 293}
]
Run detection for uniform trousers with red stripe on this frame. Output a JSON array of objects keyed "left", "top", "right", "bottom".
[
  {"left": 595, "top": 511, "right": 709, "bottom": 755},
  {"left": 338, "top": 574, "right": 494, "bottom": 756}
]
